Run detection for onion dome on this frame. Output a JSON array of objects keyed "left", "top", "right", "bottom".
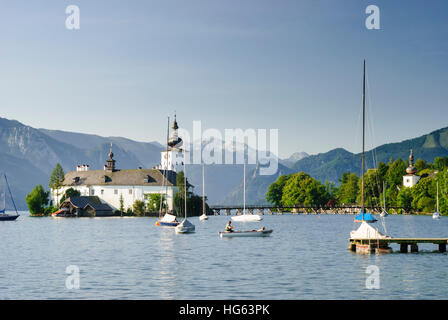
[{"left": 406, "top": 148, "right": 417, "bottom": 174}]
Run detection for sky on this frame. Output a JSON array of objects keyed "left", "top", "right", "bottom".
[{"left": 0, "top": 0, "right": 447, "bottom": 158}]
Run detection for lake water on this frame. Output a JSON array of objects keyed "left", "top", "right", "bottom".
[{"left": 0, "top": 212, "right": 447, "bottom": 299}]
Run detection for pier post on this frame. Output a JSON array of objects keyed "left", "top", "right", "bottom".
[
  {"left": 225, "top": 209, "right": 231, "bottom": 216},
  {"left": 348, "top": 241, "right": 356, "bottom": 252},
  {"left": 439, "top": 243, "right": 446, "bottom": 253},
  {"left": 400, "top": 243, "right": 408, "bottom": 253},
  {"left": 410, "top": 244, "right": 419, "bottom": 253}
]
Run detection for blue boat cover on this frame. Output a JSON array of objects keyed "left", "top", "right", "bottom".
[{"left": 354, "top": 212, "right": 377, "bottom": 222}]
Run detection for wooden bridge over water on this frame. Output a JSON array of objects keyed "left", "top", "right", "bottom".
[{"left": 209, "top": 205, "right": 419, "bottom": 216}]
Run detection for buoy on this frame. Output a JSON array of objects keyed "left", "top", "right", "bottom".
[{"left": 155, "top": 221, "right": 160, "bottom": 226}]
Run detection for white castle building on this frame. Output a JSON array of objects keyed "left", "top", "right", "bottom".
[
  {"left": 51, "top": 117, "right": 185, "bottom": 212},
  {"left": 403, "top": 149, "right": 421, "bottom": 188}
]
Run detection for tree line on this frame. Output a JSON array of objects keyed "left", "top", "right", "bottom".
[{"left": 266, "top": 157, "right": 448, "bottom": 214}]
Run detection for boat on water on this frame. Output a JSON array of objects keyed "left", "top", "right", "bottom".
[
  {"left": 231, "top": 163, "right": 262, "bottom": 222},
  {"left": 433, "top": 182, "right": 441, "bottom": 220},
  {"left": 175, "top": 147, "right": 195, "bottom": 234},
  {"left": 199, "top": 164, "right": 208, "bottom": 221},
  {"left": 349, "top": 59, "right": 391, "bottom": 254},
  {"left": 219, "top": 228, "right": 273, "bottom": 238},
  {"left": 51, "top": 207, "right": 76, "bottom": 217},
  {"left": 0, "top": 173, "right": 19, "bottom": 221}
]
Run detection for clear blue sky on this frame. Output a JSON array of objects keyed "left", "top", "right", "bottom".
[{"left": 0, "top": 0, "right": 447, "bottom": 158}]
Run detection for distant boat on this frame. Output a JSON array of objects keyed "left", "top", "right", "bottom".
[
  {"left": 219, "top": 228, "right": 273, "bottom": 238},
  {"left": 349, "top": 59, "right": 391, "bottom": 253},
  {"left": 199, "top": 163, "right": 208, "bottom": 221},
  {"left": 0, "top": 173, "right": 19, "bottom": 221},
  {"left": 231, "top": 163, "right": 262, "bottom": 222},
  {"left": 380, "top": 181, "right": 388, "bottom": 218},
  {"left": 433, "top": 182, "right": 441, "bottom": 220},
  {"left": 175, "top": 148, "right": 195, "bottom": 234}
]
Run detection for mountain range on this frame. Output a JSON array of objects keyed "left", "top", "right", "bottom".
[{"left": 0, "top": 116, "right": 447, "bottom": 209}]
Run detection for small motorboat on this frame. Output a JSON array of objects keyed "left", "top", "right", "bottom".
[
  {"left": 199, "top": 214, "right": 208, "bottom": 221},
  {"left": 219, "top": 228, "right": 273, "bottom": 238},
  {"left": 156, "top": 213, "right": 180, "bottom": 227},
  {"left": 51, "top": 207, "right": 75, "bottom": 217},
  {"left": 433, "top": 212, "right": 441, "bottom": 220},
  {"left": 175, "top": 218, "right": 196, "bottom": 234}
]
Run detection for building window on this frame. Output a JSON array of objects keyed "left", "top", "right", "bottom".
[
  {"left": 91, "top": 189, "right": 95, "bottom": 195},
  {"left": 129, "top": 189, "right": 133, "bottom": 195},
  {"left": 101, "top": 189, "right": 104, "bottom": 195},
  {"left": 406, "top": 179, "right": 410, "bottom": 183},
  {"left": 114, "top": 189, "right": 118, "bottom": 195}
]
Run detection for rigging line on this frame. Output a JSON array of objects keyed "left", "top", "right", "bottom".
[
  {"left": 365, "top": 66, "right": 382, "bottom": 209},
  {"left": 4, "top": 173, "right": 18, "bottom": 215}
]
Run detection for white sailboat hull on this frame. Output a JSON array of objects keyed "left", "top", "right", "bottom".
[
  {"left": 199, "top": 214, "right": 208, "bottom": 221},
  {"left": 231, "top": 214, "right": 262, "bottom": 222}
]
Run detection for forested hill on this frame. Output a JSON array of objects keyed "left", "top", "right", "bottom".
[
  {"left": 291, "top": 126, "right": 448, "bottom": 184},
  {"left": 222, "top": 126, "right": 448, "bottom": 205}
]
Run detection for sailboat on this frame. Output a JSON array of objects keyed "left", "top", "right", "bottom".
[
  {"left": 349, "top": 59, "right": 391, "bottom": 253},
  {"left": 231, "top": 163, "right": 262, "bottom": 222},
  {"left": 175, "top": 148, "right": 195, "bottom": 234},
  {"left": 156, "top": 116, "right": 180, "bottom": 227},
  {"left": 380, "top": 181, "right": 388, "bottom": 217},
  {"left": 199, "top": 163, "right": 208, "bottom": 221},
  {"left": 0, "top": 173, "right": 20, "bottom": 221},
  {"left": 433, "top": 182, "right": 441, "bottom": 220}
]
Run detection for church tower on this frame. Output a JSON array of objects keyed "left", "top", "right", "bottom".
[
  {"left": 403, "top": 149, "right": 420, "bottom": 188},
  {"left": 160, "top": 114, "right": 184, "bottom": 172}
]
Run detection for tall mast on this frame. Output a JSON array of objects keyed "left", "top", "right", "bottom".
[
  {"left": 164, "top": 116, "right": 169, "bottom": 215},
  {"left": 437, "top": 182, "right": 439, "bottom": 212},
  {"left": 184, "top": 148, "right": 187, "bottom": 219},
  {"left": 361, "top": 59, "right": 366, "bottom": 220},
  {"left": 243, "top": 162, "right": 246, "bottom": 215},
  {"left": 202, "top": 163, "right": 205, "bottom": 215}
]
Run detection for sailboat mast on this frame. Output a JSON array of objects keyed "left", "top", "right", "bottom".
[
  {"left": 202, "top": 163, "right": 205, "bottom": 215},
  {"left": 184, "top": 148, "right": 187, "bottom": 219},
  {"left": 243, "top": 162, "right": 246, "bottom": 215},
  {"left": 361, "top": 59, "right": 366, "bottom": 220},
  {"left": 437, "top": 182, "right": 439, "bottom": 212},
  {"left": 164, "top": 116, "right": 170, "bottom": 215}
]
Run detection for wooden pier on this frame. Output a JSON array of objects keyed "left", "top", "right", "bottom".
[{"left": 349, "top": 238, "right": 448, "bottom": 254}]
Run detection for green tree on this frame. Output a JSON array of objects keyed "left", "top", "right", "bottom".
[
  {"left": 119, "top": 194, "right": 124, "bottom": 214},
  {"left": 397, "top": 187, "right": 413, "bottom": 208},
  {"left": 265, "top": 174, "right": 292, "bottom": 206},
  {"left": 415, "top": 158, "right": 429, "bottom": 172},
  {"left": 146, "top": 193, "right": 166, "bottom": 212},
  {"left": 49, "top": 163, "right": 65, "bottom": 205},
  {"left": 281, "top": 172, "right": 329, "bottom": 207},
  {"left": 337, "top": 172, "right": 359, "bottom": 204},
  {"left": 59, "top": 187, "right": 81, "bottom": 205},
  {"left": 26, "top": 185, "right": 50, "bottom": 215},
  {"left": 133, "top": 200, "right": 146, "bottom": 216},
  {"left": 411, "top": 177, "right": 435, "bottom": 212},
  {"left": 433, "top": 157, "right": 448, "bottom": 170}
]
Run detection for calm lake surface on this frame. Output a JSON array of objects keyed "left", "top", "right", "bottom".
[{"left": 0, "top": 212, "right": 447, "bottom": 299}]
